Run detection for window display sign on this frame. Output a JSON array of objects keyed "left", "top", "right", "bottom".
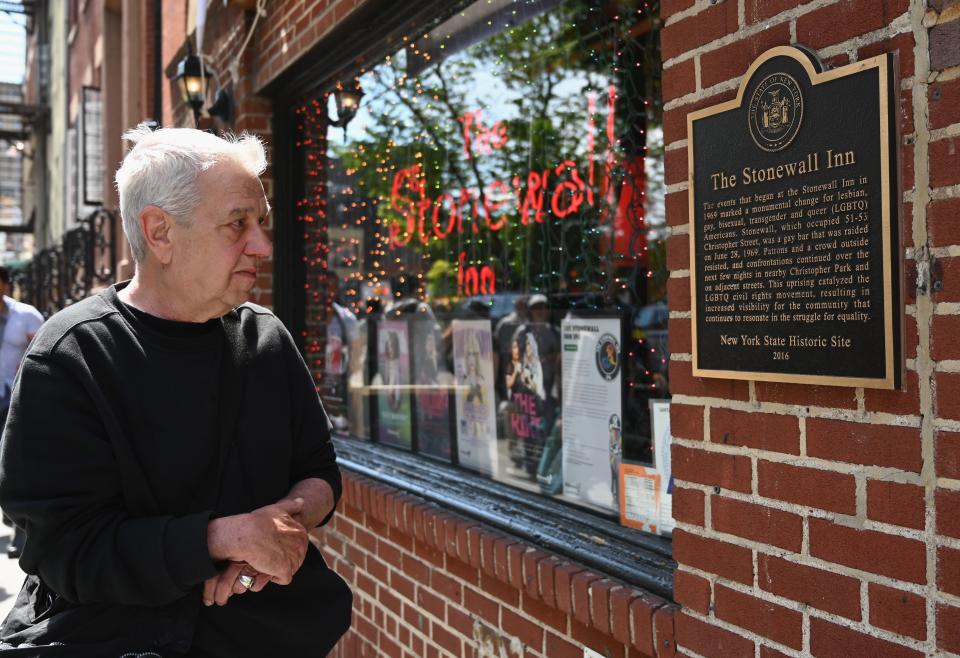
[
  {"left": 411, "top": 320, "right": 455, "bottom": 461},
  {"left": 619, "top": 400, "right": 673, "bottom": 535},
  {"left": 504, "top": 321, "right": 561, "bottom": 490},
  {"left": 452, "top": 320, "right": 498, "bottom": 475},
  {"left": 323, "top": 303, "right": 358, "bottom": 433},
  {"left": 373, "top": 320, "right": 413, "bottom": 448},
  {"left": 561, "top": 318, "right": 623, "bottom": 512}
]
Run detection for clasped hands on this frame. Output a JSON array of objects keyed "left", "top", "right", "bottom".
[{"left": 203, "top": 497, "right": 308, "bottom": 607}]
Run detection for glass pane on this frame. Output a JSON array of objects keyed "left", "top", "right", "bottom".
[{"left": 298, "top": 0, "right": 667, "bottom": 520}]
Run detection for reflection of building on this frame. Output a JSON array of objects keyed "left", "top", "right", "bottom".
[
  {"left": 326, "top": 156, "right": 380, "bottom": 311},
  {"left": 0, "top": 82, "right": 32, "bottom": 263},
  {"left": 13, "top": 1, "right": 176, "bottom": 313}
]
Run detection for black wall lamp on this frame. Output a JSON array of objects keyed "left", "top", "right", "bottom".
[
  {"left": 329, "top": 80, "right": 364, "bottom": 134},
  {"left": 172, "top": 48, "right": 232, "bottom": 128}
]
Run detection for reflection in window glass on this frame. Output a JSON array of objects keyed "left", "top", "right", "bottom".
[{"left": 298, "top": 0, "right": 667, "bottom": 523}]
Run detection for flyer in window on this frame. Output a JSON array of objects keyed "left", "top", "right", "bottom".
[
  {"left": 503, "top": 322, "right": 562, "bottom": 492},
  {"left": 410, "top": 320, "right": 455, "bottom": 462},
  {"left": 619, "top": 400, "right": 674, "bottom": 535},
  {"left": 452, "top": 319, "right": 498, "bottom": 476},
  {"left": 374, "top": 319, "right": 412, "bottom": 449},
  {"left": 560, "top": 317, "right": 622, "bottom": 512}
]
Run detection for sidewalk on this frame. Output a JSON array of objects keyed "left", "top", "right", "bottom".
[{"left": 0, "top": 525, "right": 25, "bottom": 620}]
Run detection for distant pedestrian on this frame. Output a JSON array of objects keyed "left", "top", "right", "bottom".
[
  {"left": 0, "top": 266, "right": 43, "bottom": 560},
  {"left": 0, "top": 126, "right": 351, "bottom": 656}
]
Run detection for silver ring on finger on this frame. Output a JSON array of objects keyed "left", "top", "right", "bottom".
[{"left": 238, "top": 574, "right": 255, "bottom": 590}]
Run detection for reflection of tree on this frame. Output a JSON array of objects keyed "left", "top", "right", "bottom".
[{"left": 330, "top": 0, "right": 663, "bottom": 303}]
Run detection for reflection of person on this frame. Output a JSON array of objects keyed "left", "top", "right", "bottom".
[
  {"left": 382, "top": 331, "right": 402, "bottom": 410},
  {"left": 515, "top": 294, "right": 560, "bottom": 399},
  {"left": 609, "top": 413, "right": 623, "bottom": 502},
  {"left": 462, "top": 332, "right": 488, "bottom": 436},
  {"left": 0, "top": 127, "right": 351, "bottom": 656},
  {"left": 416, "top": 330, "right": 451, "bottom": 386},
  {"left": 324, "top": 295, "right": 358, "bottom": 433},
  {"left": 504, "top": 337, "right": 522, "bottom": 393},
  {"left": 604, "top": 342, "right": 618, "bottom": 371},
  {"left": 0, "top": 266, "right": 44, "bottom": 559},
  {"left": 520, "top": 333, "right": 545, "bottom": 399},
  {"left": 494, "top": 295, "right": 527, "bottom": 398}
]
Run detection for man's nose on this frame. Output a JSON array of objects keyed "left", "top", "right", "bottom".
[{"left": 246, "top": 221, "right": 273, "bottom": 258}]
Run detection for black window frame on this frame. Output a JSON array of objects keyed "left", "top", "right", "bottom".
[{"left": 266, "top": 0, "right": 674, "bottom": 599}]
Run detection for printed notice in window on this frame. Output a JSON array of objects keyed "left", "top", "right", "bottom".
[{"left": 561, "top": 318, "right": 623, "bottom": 513}]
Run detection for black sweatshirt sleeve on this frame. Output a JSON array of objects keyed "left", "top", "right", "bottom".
[
  {"left": 280, "top": 324, "right": 343, "bottom": 525},
  {"left": 0, "top": 352, "right": 218, "bottom": 605}
]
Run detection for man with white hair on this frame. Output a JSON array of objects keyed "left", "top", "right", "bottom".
[{"left": 0, "top": 126, "right": 352, "bottom": 656}]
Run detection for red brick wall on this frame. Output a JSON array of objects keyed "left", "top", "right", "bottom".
[
  {"left": 315, "top": 472, "right": 678, "bottom": 658},
  {"left": 662, "top": 1, "right": 959, "bottom": 655}
]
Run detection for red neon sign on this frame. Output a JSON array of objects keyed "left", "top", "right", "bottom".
[{"left": 386, "top": 86, "right": 645, "bottom": 264}]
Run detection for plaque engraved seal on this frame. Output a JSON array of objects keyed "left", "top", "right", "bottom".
[{"left": 748, "top": 72, "right": 803, "bottom": 152}]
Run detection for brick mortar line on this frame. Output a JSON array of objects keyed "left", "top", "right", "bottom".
[
  {"left": 442, "top": 582, "right": 551, "bottom": 654},
  {"left": 855, "top": 472, "right": 868, "bottom": 522},
  {"left": 674, "top": 479, "right": 928, "bottom": 539},
  {"left": 930, "top": 183, "right": 960, "bottom": 199},
  {"left": 664, "top": 10, "right": 910, "bottom": 112},
  {"left": 661, "top": 0, "right": 834, "bottom": 65},
  {"left": 678, "top": 560, "right": 940, "bottom": 652},
  {"left": 671, "top": 439, "right": 924, "bottom": 479},
  {"left": 348, "top": 587, "right": 463, "bottom": 656},
  {"left": 352, "top": 554, "right": 566, "bottom": 658},
  {"left": 933, "top": 302, "right": 960, "bottom": 314},
  {"left": 677, "top": 557, "right": 934, "bottom": 609},
  {"left": 904, "top": 1, "right": 940, "bottom": 652},
  {"left": 937, "top": 476, "right": 960, "bottom": 489},
  {"left": 680, "top": 591, "right": 935, "bottom": 658},
  {"left": 936, "top": 588, "right": 960, "bottom": 608},
  {"left": 669, "top": 395, "right": 923, "bottom": 427},
  {"left": 934, "top": 360, "right": 960, "bottom": 372},
  {"left": 714, "top": 575, "right": 931, "bottom": 653},
  {"left": 930, "top": 123, "right": 960, "bottom": 141},
  {"left": 814, "top": 14, "right": 913, "bottom": 62},
  {"left": 660, "top": 0, "right": 714, "bottom": 28},
  {"left": 928, "top": 66, "right": 960, "bottom": 84},
  {"left": 937, "top": 534, "right": 960, "bottom": 550},
  {"left": 671, "top": 606, "right": 770, "bottom": 656},
  {"left": 929, "top": 246, "right": 960, "bottom": 257}
]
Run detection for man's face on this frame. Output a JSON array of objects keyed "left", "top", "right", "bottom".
[
  {"left": 167, "top": 161, "right": 272, "bottom": 319},
  {"left": 529, "top": 303, "right": 548, "bottom": 323}
]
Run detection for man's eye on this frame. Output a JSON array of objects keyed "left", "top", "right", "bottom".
[
  {"left": 258, "top": 216, "right": 267, "bottom": 226},
  {"left": 232, "top": 219, "right": 245, "bottom": 229}
]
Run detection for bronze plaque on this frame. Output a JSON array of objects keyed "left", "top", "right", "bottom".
[{"left": 687, "top": 46, "right": 902, "bottom": 389}]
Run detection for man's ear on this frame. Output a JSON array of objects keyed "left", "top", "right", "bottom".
[{"left": 140, "top": 206, "right": 174, "bottom": 265}]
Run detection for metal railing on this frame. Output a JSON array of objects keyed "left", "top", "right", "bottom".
[{"left": 12, "top": 207, "right": 118, "bottom": 317}]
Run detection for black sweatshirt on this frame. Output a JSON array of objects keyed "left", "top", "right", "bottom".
[{"left": 0, "top": 283, "right": 352, "bottom": 657}]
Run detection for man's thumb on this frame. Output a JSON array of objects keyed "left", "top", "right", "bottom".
[{"left": 278, "top": 496, "right": 305, "bottom": 514}]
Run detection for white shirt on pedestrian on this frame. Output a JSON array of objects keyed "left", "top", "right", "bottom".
[{"left": 0, "top": 296, "right": 43, "bottom": 391}]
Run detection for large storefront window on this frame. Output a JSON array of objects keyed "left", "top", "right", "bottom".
[{"left": 298, "top": 0, "right": 667, "bottom": 531}]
